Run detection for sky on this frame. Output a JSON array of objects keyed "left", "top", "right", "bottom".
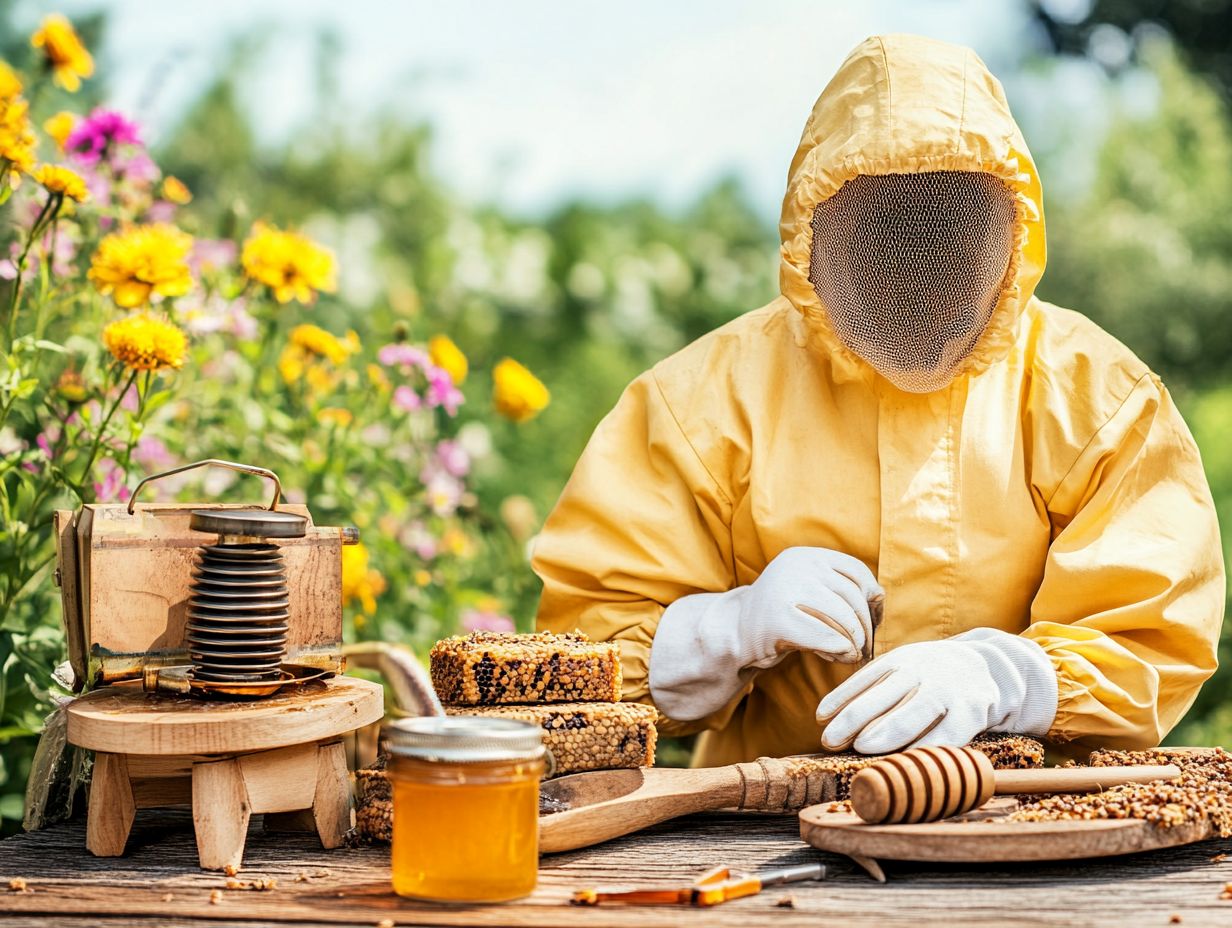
[{"left": 20, "top": 0, "right": 1117, "bottom": 220}]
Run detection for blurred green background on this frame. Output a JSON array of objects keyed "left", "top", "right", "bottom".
[{"left": 1, "top": 0, "right": 1231, "bottom": 830}]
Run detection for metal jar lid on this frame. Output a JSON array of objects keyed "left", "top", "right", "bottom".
[{"left": 384, "top": 716, "right": 545, "bottom": 764}]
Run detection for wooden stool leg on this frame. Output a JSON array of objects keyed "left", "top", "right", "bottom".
[
  {"left": 312, "top": 740, "right": 351, "bottom": 849},
  {"left": 86, "top": 752, "right": 135, "bottom": 857},
  {"left": 192, "top": 757, "right": 251, "bottom": 871}
]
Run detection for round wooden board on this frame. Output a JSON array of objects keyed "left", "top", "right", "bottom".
[
  {"left": 799, "top": 797, "right": 1214, "bottom": 864},
  {"left": 66, "top": 675, "right": 384, "bottom": 755}
]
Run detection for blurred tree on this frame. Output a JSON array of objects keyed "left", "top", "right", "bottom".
[
  {"left": 1037, "top": 35, "right": 1232, "bottom": 390},
  {"left": 1033, "top": 0, "right": 1232, "bottom": 98}
]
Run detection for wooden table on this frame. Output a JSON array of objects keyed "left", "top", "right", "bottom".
[{"left": 1, "top": 809, "right": 1229, "bottom": 927}]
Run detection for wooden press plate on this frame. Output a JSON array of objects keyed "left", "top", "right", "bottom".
[
  {"left": 65, "top": 676, "right": 384, "bottom": 755},
  {"left": 799, "top": 796, "right": 1214, "bottom": 863}
]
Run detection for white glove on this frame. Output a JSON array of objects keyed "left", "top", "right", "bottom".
[
  {"left": 649, "top": 547, "right": 884, "bottom": 722},
  {"left": 815, "top": 628, "right": 1058, "bottom": 754}
]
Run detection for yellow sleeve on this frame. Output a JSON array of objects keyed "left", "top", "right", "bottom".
[
  {"left": 532, "top": 370, "right": 739, "bottom": 736},
  {"left": 1025, "top": 373, "right": 1225, "bottom": 750}
]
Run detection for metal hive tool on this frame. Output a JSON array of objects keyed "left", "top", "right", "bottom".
[{"left": 186, "top": 508, "right": 308, "bottom": 686}]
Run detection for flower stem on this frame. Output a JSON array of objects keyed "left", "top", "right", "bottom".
[
  {"left": 4, "top": 195, "right": 59, "bottom": 351},
  {"left": 78, "top": 367, "right": 139, "bottom": 497}
]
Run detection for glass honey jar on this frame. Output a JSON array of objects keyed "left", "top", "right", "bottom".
[{"left": 384, "top": 716, "right": 546, "bottom": 902}]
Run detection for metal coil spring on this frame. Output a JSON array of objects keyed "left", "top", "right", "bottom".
[{"left": 186, "top": 542, "right": 290, "bottom": 683}]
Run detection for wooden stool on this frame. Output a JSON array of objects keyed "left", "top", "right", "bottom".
[{"left": 66, "top": 676, "right": 384, "bottom": 871}]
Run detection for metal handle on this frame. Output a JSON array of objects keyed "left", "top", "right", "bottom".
[
  {"left": 126, "top": 459, "right": 283, "bottom": 514},
  {"left": 342, "top": 641, "right": 445, "bottom": 718}
]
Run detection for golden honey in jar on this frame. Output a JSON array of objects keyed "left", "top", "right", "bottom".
[{"left": 385, "top": 716, "right": 545, "bottom": 902}]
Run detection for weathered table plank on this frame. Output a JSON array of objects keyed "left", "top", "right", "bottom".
[{"left": 1, "top": 809, "right": 1229, "bottom": 927}]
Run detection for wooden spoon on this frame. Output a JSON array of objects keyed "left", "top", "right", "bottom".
[{"left": 539, "top": 756, "right": 839, "bottom": 853}]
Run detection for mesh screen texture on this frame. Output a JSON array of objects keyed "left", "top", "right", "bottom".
[{"left": 809, "top": 171, "right": 1016, "bottom": 393}]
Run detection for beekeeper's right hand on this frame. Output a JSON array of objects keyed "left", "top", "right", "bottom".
[{"left": 648, "top": 547, "right": 884, "bottom": 721}]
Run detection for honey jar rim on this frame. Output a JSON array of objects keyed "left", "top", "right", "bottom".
[{"left": 384, "top": 716, "right": 546, "bottom": 763}]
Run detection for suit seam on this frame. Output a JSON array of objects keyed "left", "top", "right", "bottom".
[
  {"left": 650, "top": 368, "right": 734, "bottom": 512},
  {"left": 878, "top": 36, "right": 893, "bottom": 157},
  {"left": 956, "top": 50, "right": 970, "bottom": 154},
  {"left": 1044, "top": 371, "right": 1156, "bottom": 511}
]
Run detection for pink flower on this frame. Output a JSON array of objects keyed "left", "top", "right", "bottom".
[
  {"left": 145, "top": 200, "right": 176, "bottom": 223},
  {"left": 65, "top": 109, "right": 142, "bottom": 167},
  {"left": 189, "top": 239, "right": 238, "bottom": 274},
  {"left": 133, "top": 435, "right": 174, "bottom": 471},
  {"left": 116, "top": 151, "right": 158, "bottom": 184},
  {"left": 0, "top": 227, "right": 78, "bottom": 280},
  {"left": 179, "top": 292, "right": 256, "bottom": 340},
  {"left": 378, "top": 343, "right": 430, "bottom": 370},
  {"left": 232, "top": 309, "right": 258, "bottom": 341},
  {"left": 425, "top": 366, "right": 464, "bottom": 416},
  {"left": 392, "top": 385, "right": 422, "bottom": 412},
  {"left": 0, "top": 242, "right": 25, "bottom": 281},
  {"left": 420, "top": 440, "right": 471, "bottom": 491},
  {"left": 460, "top": 609, "right": 515, "bottom": 634},
  {"left": 93, "top": 459, "right": 131, "bottom": 504},
  {"left": 83, "top": 169, "right": 111, "bottom": 206},
  {"left": 35, "top": 422, "right": 64, "bottom": 459},
  {"left": 425, "top": 470, "right": 463, "bottom": 517},
  {"left": 400, "top": 521, "right": 438, "bottom": 561},
  {"left": 120, "top": 384, "right": 140, "bottom": 413},
  {"left": 432, "top": 440, "right": 470, "bottom": 478}
]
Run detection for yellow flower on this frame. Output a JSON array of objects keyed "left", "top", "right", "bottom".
[
  {"left": 161, "top": 175, "right": 192, "bottom": 204},
  {"left": 241, "top": 221, "right": 337, "bottom": 304},
  {"left": 280, "top": 324, "right": 357, "bottom": 387},
  {"left": 102, "top": 313, "right": 187, "bottom": 371},
  {"left": 440, "top": 526, "right": 475, "bottom": 559},
  {"left": 305, "top": 364, "right": 335, "bottom": 395},
  {"left": 31, "top": 15, "right": 93, "bottom": 93},
  {"left": 88, "top": 224, "right": 194, "bottom": 308},
  {"left": 278, "top": 350, "right": 304, "bottom": 385},
  {"left": 0, "top": 95, "right": 36, "bottom": 178},
  {"left": 341, "top": 542, "right": 386, "bottom": 615},
  {"left": 0, "top": 62, "right": 21, "bottom": 99},
  {"left": 474, "top": 595, "right": 503, "bottom": 614},
  {"left": 42, "top": 111, "right": 75, "bottom": 150},
  {"left": 34, "top": 164, "right": 87, "bottom": 202},
  {"left": 366, "top": 362, "right": 390, "bottom": 391},
  {"left": 290, "top": 324, "right": 355, "bottom": 364},
  {"left": 413, "top": 569, "right": 432, "bottom": 587},
  {"left": 317, "top": 407, "right": 353, "bottom": 428},
  {"left": 429, "top": 334, "right": 468, "bottom": 385},
  {"left": 492, "top": 357, "right": 550, "bottom": 422}
]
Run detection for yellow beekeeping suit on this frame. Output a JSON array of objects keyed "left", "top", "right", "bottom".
[{"left": 533, "top": 33, "right": 1225, "bottom": 766}]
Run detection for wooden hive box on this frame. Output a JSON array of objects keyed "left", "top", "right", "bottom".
[{"left": 54, "top": 502, "right": 348, "bottom": 690}]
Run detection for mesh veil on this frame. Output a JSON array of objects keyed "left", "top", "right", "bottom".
[{"left": 808, "top": 171, "right": 1016, "bottom": 393}]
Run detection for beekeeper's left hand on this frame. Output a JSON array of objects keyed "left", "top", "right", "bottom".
[{"left": 815, "top": 628, "right": 1058, "bottom": 754}]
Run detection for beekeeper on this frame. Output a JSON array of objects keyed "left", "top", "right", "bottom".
[{"left": 532, "top": 34, "right": 1225, "bottom": 765}]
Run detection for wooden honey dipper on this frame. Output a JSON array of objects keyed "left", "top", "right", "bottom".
[{"left": 849, "top": 745, "right": 1182, "bottom": 825}]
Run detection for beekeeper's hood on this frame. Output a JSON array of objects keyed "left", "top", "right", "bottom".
[{"left": 779, "top": 34, "right": 1047, "bottom": 392}]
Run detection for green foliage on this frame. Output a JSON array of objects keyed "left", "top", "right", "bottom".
[{"left": 1039, "top": 38, "right": 1232, "bottom": 388}]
